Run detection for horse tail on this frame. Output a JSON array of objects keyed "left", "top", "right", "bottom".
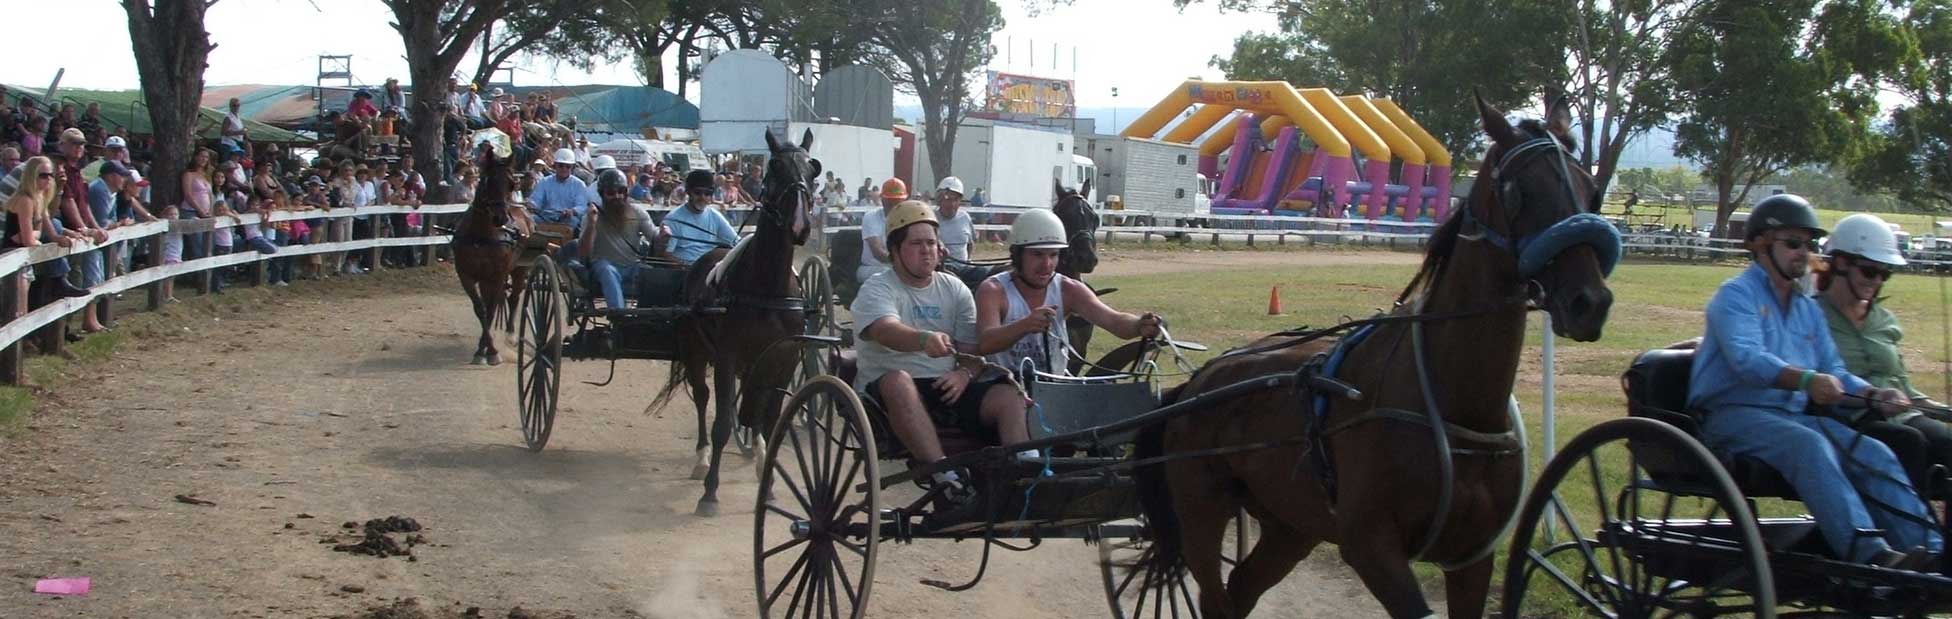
[
  {"left": 1128, "top": 419, "right": 1186, "bottom": 582},
  {"left": 649, "top": 331, "right": 699, "bottom": 413}
]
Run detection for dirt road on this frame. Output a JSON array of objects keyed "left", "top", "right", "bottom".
[{"left": 0, "top": 255, "right": 1403, "bottom": 618}]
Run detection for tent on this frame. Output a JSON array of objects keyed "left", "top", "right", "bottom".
[{"left": 7, "top": 84, "right": 307, "bottom": 143}]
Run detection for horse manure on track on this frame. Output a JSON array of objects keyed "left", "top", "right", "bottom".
[
  {"left": 337, "top": 598, "right": 580, "bottom": 619},
  {"left": 326, "top": 515, "right": 428, "bottom": 559}
]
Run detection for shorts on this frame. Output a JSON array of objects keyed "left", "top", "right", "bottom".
[
  {"left": 862, "top": 373, "right": 1006, "bottom": 443},
  {"left": 76, "top": 250, "right": 103, "bottom": 287}
]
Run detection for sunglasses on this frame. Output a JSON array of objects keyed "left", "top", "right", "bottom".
[
  {"left": 36, "top": 172, "right": 53, "bottom": 180},
  {"left": 1854, "top": 264, "right": 1893, "bottom": 282},
  {"left": 1773, "top": 236, "right": 1813, "bottom": 251}
]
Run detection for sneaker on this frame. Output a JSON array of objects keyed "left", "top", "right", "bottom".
[
  {"left": 1870, "top": 547, "right": 1938, "bottom": 571},
  {"left": 920, "top": 479, "right": 986, "bottom": 531}
]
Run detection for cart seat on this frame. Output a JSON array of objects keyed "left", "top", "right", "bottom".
[
  {"left": 1024, "top": 373, "right": 1158, "bottom": 449},
  {"left": 1624, "top": 346, "right": 1800, "bottom": 500},
  {"left": 828, "top": 349, "right": 992, "bottom": 461}
]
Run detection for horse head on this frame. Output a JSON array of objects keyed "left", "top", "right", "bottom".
[
  {"left": 1469, "top": 92, "right": 1618, "bottom": 342},
  {"left": 473, "top": 144, "right": 514, "bottom": 227},
  {"left": 761, "top": 129, "right": 823, "bottom": 246},
  {"left": 1051, "top": 177, "right": 1099, "bottom": 275}
]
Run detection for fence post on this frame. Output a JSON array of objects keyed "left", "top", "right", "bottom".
[
  {"left": 419, "top": 208, "right": 434, "bottom": 267},
  {"left": 369, "top": 211, "right": 386, "bottom": 272},
  {"left": 146, "top": 232, "right": 165, "bottom": 311},
  {"left": 196, "top": 225, "right": 213, "bottom": 295},
  {"left": 0, "top": 271, "right": 22, "bottom": 384}
]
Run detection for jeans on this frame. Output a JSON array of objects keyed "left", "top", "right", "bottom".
[
  {"left": 592, "top": 258, "right": 639, "bottom": 310},
  {"left": 1701, "top": 405, "right": 1943, "bottom": 562}
]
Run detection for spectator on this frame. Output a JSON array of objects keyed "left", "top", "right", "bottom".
[
  {"left": 533, "top": 91, "right": 557, "bottom": 123},
  {"left": 454, "top": 165, "right": 478, "bottom": 203},
  {"left": 113, "top": 169, "right": 157, "bottom": 279},
  {"left": 76, "top": 103, "right": 103, "bottom": 147},
  {"left": 45, "top": 104, "right": 76, "bottom": 145},
  {"left": 459, "top": 84, "right": 489, "bottom": 129},
  {"left": 217, "top": 97, "right": 248, "bottom": 161},
  {"left": 858, "top": 177, "right": 874, "bottom": 206},
  {"left": 0, "top": 146, "right": 18, "bottom": 173},
  {"left": 381, "top": 78, "right": 406, "bottom": 116},
  {"left": 53, "top": 128, "right": 108, "bottom": 278},
  {"left": 631, "top": 172, "right": 655, "bottom": 201},
  {"left": 298, "top": 175, "right": 330, "bottom": 279},
  {"left": 21, "top": 116, "right": 46, "bottom": 156},
  {"left": 347, "top": 89, "right": 379, "bottom": 121},
  {"left": 102, "top": 136, "right": 131, "bottom": 166},
  {"left": 2, "top": 157, "right": 89, "bottom": 302},
  {"left": 79, "top": 162, "right": 127, "bottom": 331}
]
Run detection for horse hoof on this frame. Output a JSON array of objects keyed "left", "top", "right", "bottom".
[
  {"left": 486, "top": 353, "right": 503, "bottom": 366},
  {"left": 694, "top": 499, "right": 720, "bottom": 517},
  {"left": 470, "top": 355, "right": 486, "bottom": 366},
  {"left": 690, "top": 464, "right": 711, "bottom": 480}
]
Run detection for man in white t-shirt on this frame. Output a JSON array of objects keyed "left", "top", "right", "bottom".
[
  {"left": 856, "top": 177, "right": 908, "bottom": 284},
  {"left": 851, "top": 201, "right": 1032, "bottom": 524},
  {"left": 220, "top": 98, "right": 247, "bottom": 161},
  {"left": 934, "top": 176, "right": 974, "bottom": 262}
]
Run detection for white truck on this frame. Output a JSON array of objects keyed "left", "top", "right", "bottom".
[
  {"left": 1075, "top": 134, "right": 1206, "bottom": 226},
  {"left": 913, "top": 118, "right": 1095, "bottom": 208}
]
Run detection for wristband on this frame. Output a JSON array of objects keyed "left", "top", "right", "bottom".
[
  {"left": 1797, "top": 369, "right": 1816, "bottom": 392},
  {"left": 917, "top": 330, "right": 930, "bottom": 352}
]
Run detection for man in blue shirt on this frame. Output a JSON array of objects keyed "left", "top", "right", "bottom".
[
  {"left": 657, "top": 170, "right": 738, "bottom": 264},
  {"left": 1690, "top": 194, "right": 1940, "bottom": 568},
  {"left": 529, "top": 148, "right": 589, "bottom": 231}
]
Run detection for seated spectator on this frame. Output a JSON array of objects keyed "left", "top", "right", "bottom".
[{"left": 0, "top": 146, "right": 18, "bottom": 173}]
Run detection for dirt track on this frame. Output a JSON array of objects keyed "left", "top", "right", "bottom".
[{"left": 0, "top": 253, "right": 1405, "bottom": 618}]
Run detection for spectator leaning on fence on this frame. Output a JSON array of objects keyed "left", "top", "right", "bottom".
[
  {"left": 2, "top": 157, "right": 89, "bottom": 302},
  {"left": 78, "top": 162, "right": 129, "bottom": 332}
]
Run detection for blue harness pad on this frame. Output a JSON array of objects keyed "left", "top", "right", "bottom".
[
  {"left": 1517, "top": 212, "right": 1621, "bottom": 278},
  {"left": 1313, "top": 325, "right": 1376, "bottom": 421}
]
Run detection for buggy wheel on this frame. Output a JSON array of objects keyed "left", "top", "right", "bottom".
[
  {"left": 1501, "top": 417, "right": 1773, "bottom": 618},
  {"left": 1098, "top": 509, "right": 1254, "bottom": 618},
  {"left": 754, "top": 375, "right": 879, "bottom": 619},
  {"left": 515, "top": 254, "right": 566, "bottom": 452},
  {"left": 800, "top": 256, "right": 835, "bottom": 338}
]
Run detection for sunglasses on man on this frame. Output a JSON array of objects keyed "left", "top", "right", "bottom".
[
  {"left": 1852, "top": 263, "right": 1893, "bottom": 282},
  {"left": 1773, "top": 235, "right": 1814, "bottom": 251}
]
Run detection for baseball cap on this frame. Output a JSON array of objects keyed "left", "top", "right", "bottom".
[
  {"left": 104, "top": 136, "right": 127, "bottom": 149},
  {"left": 305, "top": 175, "right": 325, "bottom": 186},
  {"left": 59, "top": 128, "right": 86, "bottom": 145},
  {"left": 98, "top": 161, "right": 128, "bottom": 177},
  {"left": 129, "top": 170, "right": 148, "bottom": 187}
]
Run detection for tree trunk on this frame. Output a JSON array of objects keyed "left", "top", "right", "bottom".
[
  {"left": 123, "top": 0, "right": 215, "bottom": 210},
  {"left": 400, "top": 1, "right": 453, "bottom": 204}
]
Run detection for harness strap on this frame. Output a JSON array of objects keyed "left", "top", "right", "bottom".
[{"left": 1321, "top": 408, "right": 1522, "bottom": 454}]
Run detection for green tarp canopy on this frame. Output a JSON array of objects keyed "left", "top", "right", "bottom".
[{"left": 8, "top": 85, "right": 309, "bottom": 144}]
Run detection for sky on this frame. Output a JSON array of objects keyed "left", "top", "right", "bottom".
[{"left": 0, "top": 0, "right": 1275, "bottom": 109}]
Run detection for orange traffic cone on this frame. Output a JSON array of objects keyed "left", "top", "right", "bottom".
[{"left": 1268, "top": 285, "right": 1282, "bottom": 315}]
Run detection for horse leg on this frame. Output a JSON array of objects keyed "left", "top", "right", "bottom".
[
  {"left": 1166, "top": 468, "right": 1240, "bottom": 618},
  {"left": 1441, "top": 556, "right": 1495, "bottom": 619},
  {"left": 688, "top": 361, "right": 712, "bottom": 480},
  {"left": 1226, "top": 517, "right": 1320, "bottom": 618},
  {"left": 504, "top": 264, "right": 528, "bottom": 334},
  {"left": 695, "top": 358, "right": 739, "bottom": 517},
  {"left": 461, "top": 279, "right": 488, "bottom": 364},
  {"left": 481, "top": 283, "right": 505, "bottom": 365},
  {"left": 1338, "top": 522, "right": 1434, "bottom": 619}
]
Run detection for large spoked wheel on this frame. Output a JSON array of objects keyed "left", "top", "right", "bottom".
[
  {"left": 1501, "top": 417, "right": 1773, "bottom": 618},
  {"left": 800, "top": 256, "right": 836, "bottom": 338},
  {"left": 1099, "top": 508, "right": 1255, "bottom": 618},
  {"left": 515, "top": 254, "right": 567, "bottom": 452},
  {"left": 754, "top": 375, "right": 879, "bottom": 619}
]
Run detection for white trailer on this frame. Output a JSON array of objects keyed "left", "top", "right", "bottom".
[
  {"left": 914, "top": 119, "right": 1094, "bottom": 208},
  {"left": 1076, "top": 134, "right": 1204, "bottom": 224},
  {"left": 787, "top": 122, "right": 893, "bottom": 191}
]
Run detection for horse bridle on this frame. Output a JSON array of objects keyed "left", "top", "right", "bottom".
[
  {"left": 1460, "top": 135, "right": 1621, "bottom": 279},
  {"left": 757, "top": 172, "right": 815, "bottom": 246}
]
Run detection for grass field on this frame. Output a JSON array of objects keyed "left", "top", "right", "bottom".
[
  {"left": 1084, "top": 247, "right": 1952, "bottom": 614},
  {"left": 1600, "top": 200, "right": 1943, "bottom": 235}
]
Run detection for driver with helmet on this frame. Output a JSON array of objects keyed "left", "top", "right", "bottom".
[
  {"left": 656, "top": 169, "right": 740, "bottom": 265},
  {"left": 1689, "top": 194, "right": 1942, "bottom": 569},
  {"left": 530, "top": 147, "right": 590, "bottom": 231},
  {"left": 974, "top": 208, "right": 1163, "bottom": 376},
  {"left": 850, "top": 200, "right": 1034, "bottom": 522}
]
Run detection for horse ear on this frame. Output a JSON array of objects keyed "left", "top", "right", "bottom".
[
  {"left": 1081, "top": 178, "right": 1093, "bottom": 201},
  {"left": 764, "top": 128, "right": 781, "bottom": 153},
  {"left": 800, "top": 128, "right": 814, "bottom": 151},
  {"left": 1544, "top": 92, "right": 1573, "bottom": 137},
  {"left": 1475, "top": 90, "right": 1516, "bottom": 145},
  {"left": 808, "top": 158, "right": 823, "bottom": 181},
  {"left": 1053, "top": 177, "right": 1063, "bottom": 199}
]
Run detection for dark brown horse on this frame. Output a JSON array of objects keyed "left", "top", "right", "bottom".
[
  {"left": 652, "top": 129, "right": 821, "bottom": 516},
  {"left": 451, "top": 147, "right": 521, "bottom": 365},
  {"left": 1127, "top": 94, "right": 1619, "bottom": 618}
]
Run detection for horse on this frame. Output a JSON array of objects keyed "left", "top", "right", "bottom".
[
  {"left": 450, "top": 147, "right": 523, "bottom": 365},
  {"left": 651, "top": 128, "right": 821, "bottom": 516},
  {"left": 1126, "top": 93, "right": 1620, "bottom": 618}
]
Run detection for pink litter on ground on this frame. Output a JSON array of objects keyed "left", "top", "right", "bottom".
[{"left": 34, "top": 577, "right": 90, "bottom": 595}]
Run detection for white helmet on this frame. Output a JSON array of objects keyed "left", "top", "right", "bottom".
[
  {"left": 937, "top": 176, "right": 965, "bottom": 196},
  {"left": 1009, "top": 208, "right": 1068, "bottom": 249},
  {"left": 1826, "top": 213, "right": 1906, "bottom": 266},
  {"left": 593, "top": 154, "right": 617, "bottom": 171},
  {"left": 551, "top": 148, "right": 578, "bottom": 166}
]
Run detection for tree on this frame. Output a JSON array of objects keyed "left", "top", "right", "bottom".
[
  {"left": 1671, "top": 0, "right": 1911, "bottom": 237},
  {"left": 1850, "top": 0, "right": 1952, "bottom": 213},
  {"left": 1566, "top": 0, "right": 1700, "bottom": 198},
  {"left": 865, "top": 0, "right": 1004, "bottom": 180},
  {"left": 1201, "top": 0, "right": 1572, "bottom": 159},
  {"left": 383, "top": 0, "right": 505, "bottom": 204},
  {"left": 123, "top": 0, "right": 216, "bottom": 210},
  {"left": 466, "top": 0, "right": 606, "bottom": 88}
]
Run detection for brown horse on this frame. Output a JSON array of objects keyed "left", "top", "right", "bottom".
[
  {"left": 450, "top": 147, "right": 521, "bottom": 365},
  {"left": 651, "top": 128, "right": 821, "bottom": 516},
  {"left": 1126, "top": 93, "right": 1619, "bottom": 618}
]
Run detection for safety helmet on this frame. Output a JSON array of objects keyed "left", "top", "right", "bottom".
[
  {"left": 1826, "top": 213, "right": 1907, "bottom": 266},
  {"left": 937, "top": 176, "right": 964, "bottom": 196},
  {"left": 596, "top": 168, "right": 629, "bottom": 196},
  {"left": 1745, "top": 194, "right": 1826, "bottom": 241},
  {"left": 885, "top": 200, "right": 938, "bottom": 244},
  {"left": 551, "top": 148, "right": 578, "bottom": 166},
  {"left": 881, "top": 178, "right": 908, "bottom": 200},
  {"left": 592, "top": 154, "right": 616, "bottom": 171},
  {"left": 1009, "top": 208, "right": 1068, "bottom": 249},
  {"left": 684, "top": 169, "right": 715, "bottom": 192}
]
